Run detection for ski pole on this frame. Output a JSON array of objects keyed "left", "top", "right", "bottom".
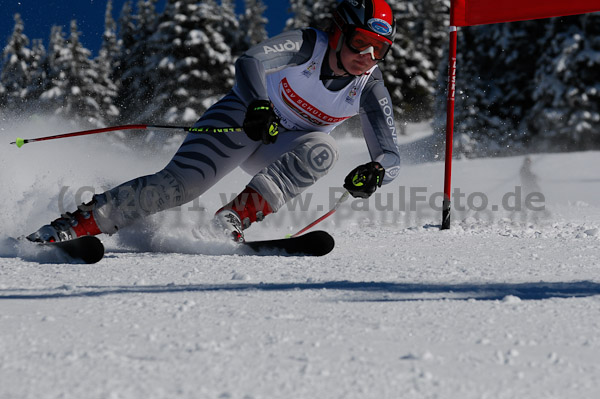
[
  {"left": 288, "top": 190, "right": 350, "bottom": 238},
  {"left": 10, "top": 124, "right": 243, "bottom": 148}
]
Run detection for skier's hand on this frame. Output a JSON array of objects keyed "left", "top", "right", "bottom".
[
  {"left": 343, "top": 161, "right": 385, "bottom": 198},
  {"left": 243, "top": 100, "right": 280, "bottom": 144}
]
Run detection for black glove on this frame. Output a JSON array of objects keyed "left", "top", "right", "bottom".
[
  {"left": 243, "top": 100, "right": 280, "bottom": 144},
  {"left": 344, "top": 161, "right": 385, "bottom": 198}
]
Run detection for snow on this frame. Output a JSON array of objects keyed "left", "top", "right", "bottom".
[{"left": 1, "top": 120, "right": 599, "bottom": 398}]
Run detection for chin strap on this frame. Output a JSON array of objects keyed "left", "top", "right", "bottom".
[
  {"left": 336, "top": 49, "right": 356, "bottom": 77},
  {"left": 320, "top": 46, "right": 358, "bottom": 81}
]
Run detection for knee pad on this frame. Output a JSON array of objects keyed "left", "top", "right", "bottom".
[{"left": 249, "top": 133, "right": 338, "bottom": 211}]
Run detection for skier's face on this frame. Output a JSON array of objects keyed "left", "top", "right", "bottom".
[{"left": 339, "top": 42, "right": 378, "bottom": 75}]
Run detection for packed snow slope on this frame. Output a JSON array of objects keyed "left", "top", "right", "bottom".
[{"left": 1, "top": 118, "right": 599, "bottom": 399}]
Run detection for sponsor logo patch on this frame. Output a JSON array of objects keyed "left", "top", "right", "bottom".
[
  {"left": 308, "top": 143, "right": 336, "bottom": 173},
  {"left": 302, "top": 61, "right": 318, "bottom": 78},
  {"left": 367, "top": 18, "right": 392, "bottom": 35},
  {"left": 386, "top": 165, "right": 401, "bottom": 179},
  {"left": 345, "top": 86, "right": 358, "bottom": 105},
  {"left": 279, "top": 78, "right": 351, "bottom": 127}
]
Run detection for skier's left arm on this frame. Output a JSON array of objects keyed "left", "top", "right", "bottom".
[
  {"left": 360, "top": 70, "right": 401, "bottom": 183},
  {"left": 343, "top": 71, "right": 401, "bottom": 198}
]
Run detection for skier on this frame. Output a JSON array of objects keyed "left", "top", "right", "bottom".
[
  {"left": 519, "top": 156, "right": 541, "bottom": 195},
  {"left": 27, "top": 0, "right": 401, "bottom": 243}
]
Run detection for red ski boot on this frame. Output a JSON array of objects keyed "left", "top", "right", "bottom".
[
  {"left": 213, "top": 187, "right": 273, "bottom": 242},
  {"left": 27, "top": 208, "right": 102, "bottom": 243}
]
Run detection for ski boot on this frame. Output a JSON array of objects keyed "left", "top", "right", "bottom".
[
  {"left": 212, "top": 187, "right": 273, "bottom": 242},
  {"left": 26, "top": 205, "right": 102, "bottom": 243},
  {"left": 212, "top": 208, "right": 245, "bottom": 242}
]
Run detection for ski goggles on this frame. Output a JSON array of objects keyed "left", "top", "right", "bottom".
[{"left": 345, "top": 28, "right": 392, "bottom": 61}]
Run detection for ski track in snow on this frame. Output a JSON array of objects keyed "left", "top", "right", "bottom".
[{"left": 1, "top": 119, "right": 599, "bottom": 398}]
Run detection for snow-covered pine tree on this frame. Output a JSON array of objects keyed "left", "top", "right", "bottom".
[
  {"left": 239, "top": 0, "right": 268, "bottom": 49},
  {"left": 418, "top": 0, "right": 450, "bottom": 96},
  {"left": 40, "top": 20, "right": 116, "bottom": 127},
  {"left": 62, "top": 20, "right": 102, "bottom": 125},
  {"left": 526, "top": 13, "right": 600, "bottom": 150},
  {"left": 99, "top": 0, "right": 121, "bottom": 71},
  {"left": 38, "top": 25, "right": 67, "bottom": 115},
  {"left": 418, "top": 0, "right": 450, "bottom": 71},
  {"left": 381, "top": 0, "right": 449, "bottom": 125},
  {"left": 285, "top": 0, "right": 336, "bottom": 31},
  {"left": 380, "top": 1, "right": 430, "bottom": 126},
  {"left": 96, "top": 0, "right": 121, "bottom": 125},
  {"left": 433, "top": 19, "right": 547, "bottom": 157},
  {"left": 0, "top": 14, "right": 33, "bottom": 113},
  {"left": 118, "top": 1, "right": 137, "bottom": 58},
  {"left": 24, "top": 39, "right": 48, "bottom": 111},
  {"left": 220, "top": 0, "right": 245, "bottom": 55},
  {"left": 140, "top": 0, "right": 235, "bottom": 124},
  {"left": 115, "top": 0, "right": 160, "bottom": 123}
]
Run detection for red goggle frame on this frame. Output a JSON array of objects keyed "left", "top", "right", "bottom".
[{"left": 346, "top": 28, "right": 392, "bottom": 61}]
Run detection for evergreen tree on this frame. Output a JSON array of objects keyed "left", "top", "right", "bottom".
[
  {"left": 116, "top": 0, "right": 160, "bottom": 123},
  {"left": 25, "top": 39, "right": 49, "bottom": 108},
  {"left": 419, "top": 0, "right": 450, "bottom": 92},
  {"left": 62, "top": 20, "right": 100, "bottom": 124},
  {"left": 96, "top": 0, "right": 121, "bottom": 124},
  {"left": 38, "top": 25, "right": 67, "bottom": 115},
  {"left": 433, "top": 19, "right": 547, "bottom": 156},
  {"left": 1, "top": 14, "right": 33, "bottom": 113},
  {"left": 41, "top": 21, "right": 116, "bottom": 127},
  {"left": 433, "top": 13, "right": 600, "bottom": 156},
  {"left": 420, "top": 0, "right": 451, "bottom": 135},
  {"left": 379, "top": 0, "right": 449, "bottom": 124},
  {"left": 285, "top": 0, "right": 336, "bottom": 31},
  {"left": 526, "top": 13, "right": 600, "bottom": 150},
  {"left": 98, "top": 0, "right": 121, "bottom": 75},
  {"left": 119, "top": 1, "right": 137, "bottom": 54},
  {"left": 239, "top": 0, "right": 268, "bottom": 49},
  {"left": 139, "top": 0, "right": 235, "bottom": 124},
  {"left": 220, "top": 0, "right": 245, "bottom": 55},
  {"left": 381, "top": 1, "right": 426, "bottom": 124}
]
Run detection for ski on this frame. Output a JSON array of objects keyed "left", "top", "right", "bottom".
[
  {"left": 15, "top": 231, "right": 331, "bottom": 262},
  {"left": 242, "top": 230, "right": 335, "bottom": 256},
  {"left": 43, "top": 236, "right": 105, "bottom": 264}
]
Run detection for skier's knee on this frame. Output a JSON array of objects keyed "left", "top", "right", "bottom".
[
  {"left": 249, "top": 133, "right": 338, "bottom": 211},
  {"left": 302, "top": 133, "right": 338, "bottom": 176}
]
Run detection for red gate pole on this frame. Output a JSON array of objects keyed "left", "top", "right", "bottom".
[{"left": 441, "top": 25, "right": 458, "bottom": 230}]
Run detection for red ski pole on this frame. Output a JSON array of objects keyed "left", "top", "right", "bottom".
[
  {"left": 288, "top": 190, "right": 350, "bottom": 238},
  {"left": 10, "top": 124, "right": 243, "bottom": 148}
]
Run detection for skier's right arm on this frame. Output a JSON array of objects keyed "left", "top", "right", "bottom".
[{"left": 233, "top": 29, "right": 317, "bottom": 105}]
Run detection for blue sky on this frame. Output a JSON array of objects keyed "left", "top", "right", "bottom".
[{"left": 0, "top": 0, "right": 291, "bottom": 55}]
